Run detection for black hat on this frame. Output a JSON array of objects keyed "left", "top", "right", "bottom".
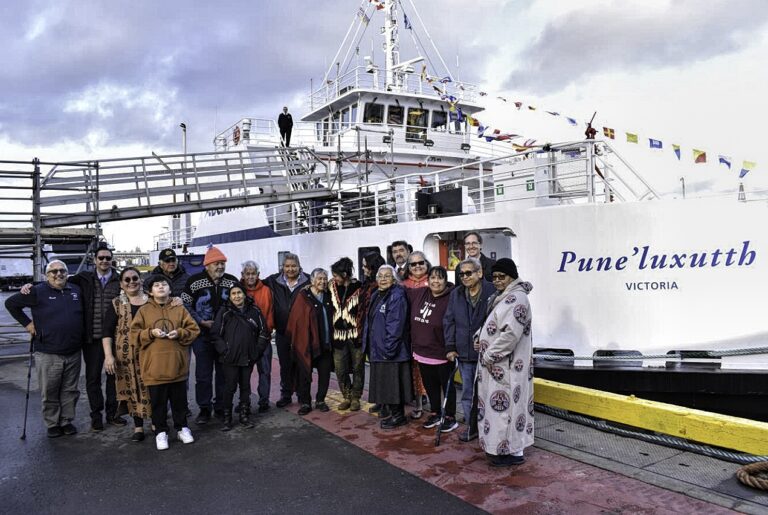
[
  {"left": 145, "top": 274, "right": 170, "bottom": 292},
  {"left": 492, "top": 258, "right": 518, "bottom": 280},
  {"left": 159, "top": 248, "right": 177, "bottom": 261}
]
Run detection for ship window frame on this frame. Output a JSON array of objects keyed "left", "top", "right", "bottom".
[
  {"left": 341, "top": 107, "right": 351, "bottom": 129},
  {"left": 431, "top": 110, "right": 447, "bottom": 131},
  {"left": 350, "top": 103, "right": 358, "bottom": 124},
  {"left": 363, "top": 102, "right": 384, "bottom": 124},
  {"left": 406, "top": 107, "right": 428, "bottom": 142},
  {"left": 322, "top": 118, "right": 330, "bottom": 146},
  {"left": 387, "top": 105, "right": 404, "bottom": 126},
  {"left": 331, "top": 111, "right": 341, "bottom": 135}
]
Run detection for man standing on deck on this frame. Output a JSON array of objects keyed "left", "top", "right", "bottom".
[
  {"left": 390, "top": 240, "right": 412, "bottom": 281},
  {"left": 444, "top": 257, "right": 495, "bottom": 442},
  {"left": 278, "top": 106, "right": 294, "bottom": 147},
  {"left": 144, "top": 248, "right": 189, "bottom": 297},
  {"left": 264, "top": 253, "right": 309, "bottom": 408},
  {"left": 461, "top": 231, "right": 496, "bottom": 282},
  {"left": 182, "top": 245, "right": 238, "bottom": 425},
  {"left": 68, "top": 244, "right": 125, "bottom": 431},
  {"left": 5, "top": 260, "right": 84, "bottom": 438}
]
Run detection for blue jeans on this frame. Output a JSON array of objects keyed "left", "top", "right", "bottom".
[
  {"left": 192, "top": 336, "right": 224, "bottom": 411},
  {"left": 254, "top": 343, "right": 273, "bottom": 407},
  {"left": 458, "top": 360, "right": 477, "bottom": 428}
]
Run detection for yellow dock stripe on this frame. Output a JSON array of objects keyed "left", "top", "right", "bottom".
[{"left": 534, "top": 378, "right": 768, "bottom": 456}]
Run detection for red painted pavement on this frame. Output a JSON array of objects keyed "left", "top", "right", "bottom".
[{"left": 252, "top": 357, "right": 733, "bottom": 514}]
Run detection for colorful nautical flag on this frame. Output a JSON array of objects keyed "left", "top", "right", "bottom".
[
  {"left": 439, "top": 76, "right": 452, "bottom": 84},
  {"left": 602, "top": 127, "right": 615, "bottom": 139},
  {"left": 420, "top": 64, "right": 426, "bottom": 82},
  {"left": 626, "top": 132, "right": 638, "bottom": 144},
  {"left": 370, "top": 0, "right": 385, "bottom": 10},
  {"left": 527, "top": 105, "right": 536, "bottom": 111},
  {"left": 718, "top": 155, "right": 731, "bottom": 169},
  {"left": 649, "top": 139, "right": 662, "bottom": 149},
  {"left": 479, "top": 91, "right": 488, "bottom": 96},
  {"left": 739, "top": 161, "right": 755, "bottom": 178},
  {"left": 432, "top": 85, "right": 443, "bottom": 94},
  {"left": 546, "top": 111, "right": 560, "bottom": 116},
  {"left": 477, "top": 125, "right": 486, "bottom": 138},
  {"left": 466, "top": 113, "right": 479, "bottom": 127},
  {"left": 693, "top": 149, "right": 707, "bottom": 163},
  {"left": 513, "top": 101, "right": 522, "bottom": 109},
  {"left": 566, "top": 117, "right": 577, "bottom": 126},
  {"left": 403, "top": 12, "right": 412, "bottom": 30},
  {"left": 497, "top": 96, "right": 507, "bottom": 102},
  {"left": 672, "top": 144, "right": 681, "bottom": 160},
  {"left": 357, "top": 7, "right": 370, "bottom": 25}
]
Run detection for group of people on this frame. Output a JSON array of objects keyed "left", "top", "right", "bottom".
[{"left": 5, "top": 231, "right": 534, "bottom": 467}]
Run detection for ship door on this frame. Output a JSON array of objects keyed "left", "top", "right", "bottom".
[{"left": 423, "top": 228, "right": 515, "bottom": 274}]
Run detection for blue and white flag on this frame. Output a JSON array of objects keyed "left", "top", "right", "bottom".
[
  {"left": 403, "top": 12, "right": 412, "bottom": 30},
  {"left": 649, "top": 139, "right": 663, "bottom": 149},
  {"left": 718, "top": 155, "right": 732, "bottom": 169},
  {"left": 566, "top": 117, "right": 577, "bottom": 126},
  {"left": 438, "top": 76, "right": 452, "bottom": 84}
]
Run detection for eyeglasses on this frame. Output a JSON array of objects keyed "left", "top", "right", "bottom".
[
  {"left": 376, "top": 274, "right": 394, "bottom": 280},
  {"left": 96, "top": 255, "right": 112, "bottom": 261},
  {"left": 457, "top": 270, "right": 477, "bottom": 278},
  {"left": 47, "top": 269, "right": 67, "bottom": 275},
  {"left": 409, "top": 260, "right": 426, "bottom": 267},
  {"left": 464, "top": 241, "right": 480, "bottom": 247},
  {"left": 122, "top": 276, "right": 141, "bottom": 283},
  {"left": 491, "top": 273, "right": 508, "bottom": 280}
]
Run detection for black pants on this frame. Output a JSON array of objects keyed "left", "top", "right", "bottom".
[
  {"left": 297, "top": 350, "right": 332, "bottom": 406},
  {"left": 280, "top": 129, "right": 292, "bottom": 147},
  {"left": 221, "top": 363, "right": 255, "bottom": 410},
  {"left": 275, "top": 332, "right": 294, "bottom": 399},
  {"left": 148, "top": 381, "right": 187, "bottom": 434},
  {"left": 418, "top": 362, "right": 456, "bottom": 417},
  {"left": 82, "top": 340, "right": 117, "bottom": 420}
]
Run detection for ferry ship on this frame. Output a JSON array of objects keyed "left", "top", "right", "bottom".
[{"left": 154, "top": 0, "right": 767, "bottom": 420}]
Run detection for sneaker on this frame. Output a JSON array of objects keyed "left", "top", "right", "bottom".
[
  {"left": 315, "top": 401, "right": 330, "bottom": 412},
  {"left": 440, "top": 417, "right": 459, "bottom": 433},
  {"left": 107, "top": 415, "right": 127, "bottom": 427},
  {"left": 338, "top": 399, "right": 351, "bottom": 410},
  {"left": 422, "top": 414, "right": 441, "bottom": 429},
  {"left": 177, "top": 427, "right": 195, "bottom": 444},
  {"left": 380, "top": 415, "right": 408, "bottom": 430},
  {"left": 195, "top": 408, "right": 211, "bottom": 425},
  {"left": 60, "top": 423, "right": 77, "bottom": 435},
  {"left": 488, "top": 454, "right": 525, "bottom": 467},
  {"left": 90, "top": 417, "right": 104, "bottom": 432},
  {"left": 276, "top": 396, "right": 293, "bottom": 408},
  {"left": 131, "top": 431, "right": 145, "bottom": 443},
  {"left": 47, "top": 426, "right": 64, "bottom": 438},
  {"left": 155, "top": 432, "right": 169, "bottom": 451},
  {"left": 297, "top": 404, "right": 312, "bottom": 415}
]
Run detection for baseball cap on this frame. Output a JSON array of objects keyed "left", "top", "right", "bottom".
[{"left": 159, "top": 248, "right": 177, "bottom": 262}]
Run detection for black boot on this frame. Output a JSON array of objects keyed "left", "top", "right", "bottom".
[
  {"left": 221, "top": 409, "right": 233, "bottom": 432},
  {"left": 239, "top": 403, "right": 254, "bottom": 428}
]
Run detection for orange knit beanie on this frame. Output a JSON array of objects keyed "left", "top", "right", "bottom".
[{"left": 203, "top": 246, "right": 228, "bottom": 266}]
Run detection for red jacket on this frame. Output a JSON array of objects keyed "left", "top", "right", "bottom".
[{"left": 243, "top": 279, "right": 274, "bottom": 333}]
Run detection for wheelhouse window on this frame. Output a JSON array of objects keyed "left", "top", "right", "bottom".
[
  {"left": 350, "top": 103, "right": 358, "bottom": 125},
  {"left": 341, "top": 107, "right": 350, "bottom": 129},
  {"left": 406, "top": 107, "right": 428, "bottom": 142},
  {"left": 363, "top": 102, "right": 384, "bottom": 124},
  {"left": 431, "top": 110, "right": 447, "bottom": 131},
  {"left": 331, "top": 111, "right": 341, "bottom": 134},
  {"left": 387, "top": 105, "right": 404, "bottom": 126}
]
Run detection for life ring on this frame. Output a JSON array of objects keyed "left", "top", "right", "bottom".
[{"left": 233, "top": 126, "right": 241, "bottom": 145}]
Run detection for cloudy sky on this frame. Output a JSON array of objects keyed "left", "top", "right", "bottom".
[{"left": 2, "top": 0, "right": 767, "bottom": 250}]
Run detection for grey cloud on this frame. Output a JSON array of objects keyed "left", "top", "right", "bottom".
[{"left": 503, "top": 0, "right": 768, "bottom": 94}]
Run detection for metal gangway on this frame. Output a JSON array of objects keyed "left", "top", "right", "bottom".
[{"left": 0, "top": 146, "right": 334, "bottom": 279}]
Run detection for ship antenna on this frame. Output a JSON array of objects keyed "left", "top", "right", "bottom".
[
  {"left": 404, "top": 0, "right": 453, "bottom": 80},
  {"left": 383, "top": 0, "right": 399, "bottom": 89},
  {"left": 322, "top": 1, "right": 367, "bottom": 85}
]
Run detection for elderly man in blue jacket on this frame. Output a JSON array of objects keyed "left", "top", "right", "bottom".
[
  {"left": 444, "top": 257, "right": 495, "bottom": 442},
  {"left": 5, "top": 260, "right": 84, "bottom": 438}
]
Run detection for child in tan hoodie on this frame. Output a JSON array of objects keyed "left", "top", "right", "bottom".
[{"left": 130, "top": 275, "right": 200, "bottom": 451}]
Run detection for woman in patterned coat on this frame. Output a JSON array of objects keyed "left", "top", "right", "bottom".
[{"left": 475, "top": 258, "right": 534, "bottom": 467}]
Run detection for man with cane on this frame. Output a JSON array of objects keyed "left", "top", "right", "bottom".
[{"left": 5, "top": 260, "right": 84, "bottom": 438}]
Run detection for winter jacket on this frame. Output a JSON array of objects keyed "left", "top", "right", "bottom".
[
  {"left": 264, "top": 271, "right": 309, "bottom": 334},
  {"left": 362, "top": 285, "right": 410, "bottom": 363},
  {"left": 406, "top": 285, "right": 454, "bottom": 361},
  {"left": 5, "top": 282, "right": 84, "bottom": 356},
  {"left": 130, "top": 298, "right": 200, "bottom": 386},
  {"left": 243, "top": 279, "right": 274, "bottom": 333},
  {"left": 181, "top": 271, "right": 239, "bottom": 335},
  {"left": 443, "top": 279, "right": 496, "bottom": 362},
  {"left": 68, "top": 269, "right": 121, "bottom": 342},
  {"left": 144, "top": 264, "right": 189, "bottom": 298},
  {"left": 211, "top": 299, "right": 270, "bottom": 366}
]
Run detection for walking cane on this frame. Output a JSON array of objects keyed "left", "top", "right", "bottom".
[
  {"left": 20, "top": 338, "right": 33, "bottom": 440},
  {"left": 435, "top": 358, "right": 460, "bottom": 447}
]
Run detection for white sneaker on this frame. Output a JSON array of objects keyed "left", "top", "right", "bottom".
[
  {"left": 177, "top": 427, "right": 195, "bottom": 444},
  {"left": 155, "top": 432, "right": 169, "bottom": 451}
]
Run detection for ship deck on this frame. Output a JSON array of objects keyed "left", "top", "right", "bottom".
[{"left": 1, "top": 343, "right": 766, "bottom": 514}]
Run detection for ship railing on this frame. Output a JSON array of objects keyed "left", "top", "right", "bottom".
[
  {"left": 262, "top": 140, "right": 659, "bottom": 236},
  {"left": 153, "top": 225, "right": 197, "bottom": 251},
  {"left": 309, "top": 66, "right": 478, "bottom": 109},
  {"left": 213, "top": 118, "right": 284, "bottom": 150}
]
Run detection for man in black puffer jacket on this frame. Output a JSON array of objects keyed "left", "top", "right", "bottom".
[{"left": 144, "top": 248, "right": 189, "bottom": 297}]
